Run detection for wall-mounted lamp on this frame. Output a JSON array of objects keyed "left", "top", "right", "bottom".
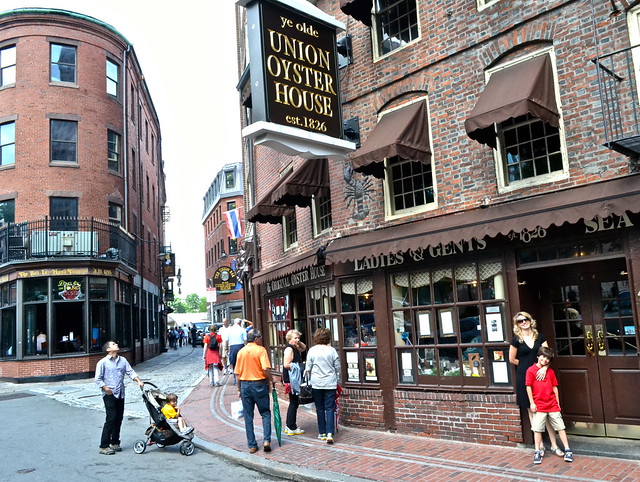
[
  {"left": 343, "top": 116, "right": 361, "bottom": 147},
  {"left": 337, "top": 34, "right": 353, "bottom": 68}
]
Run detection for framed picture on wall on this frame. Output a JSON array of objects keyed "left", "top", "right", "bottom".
[
  {"left": 346, "top": 351, "right": 359, "bottom": 382},
  {"left": 364, "top": 351, "right": 377, "bottom": 381}
]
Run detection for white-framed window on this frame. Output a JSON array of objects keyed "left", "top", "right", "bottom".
[
  {"left": 312, "top": 194, "right": 332, "bottom": 237},
  {"left": 108, "top": 130, "right": 121, "bottom": 172},
  {"left": 0, "top": 121, "right": 15, "bottom": 167},
  {"left": 477, "top": 0, "right": 500, "bottom": 11},
  {"left": 283, "top": 214, "right": 298, "bottom": 250},
  {"left": 372, "top": 0, "right": 419, "bottom": 60},
  {"left": 225, "top": 170, "right": 235, "bottom": 189},
  {"left": 50, "top": 119, "right": 77, "bottom": 163},
  {"left": 108, "top": 202, "right": 122, "bottom": 225},
  {"left": 106, "top": 58, "right": 119, "bottom": 97},
  {"left": 382, "top": 97, "right": 437, "bottom": 218},
  {"left": 490, "top": 50, "right": 568, "bottom": 192},
  {"left": 0, "top": 45, "right": 16, "bottom": 87},
  {"left": 50, "top": 43, "right": 76, "bottom": 83}
]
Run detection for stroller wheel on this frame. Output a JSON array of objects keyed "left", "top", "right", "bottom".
[
  {"left": 133, "top": 440, "right": 146, "bottom": 454},
  {"left": 180, "top": 441, "right": 195, "bottom": 456}
]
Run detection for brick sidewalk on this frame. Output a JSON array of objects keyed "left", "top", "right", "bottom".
[{"left": 184, "top": 373, "right": 640, "bottom": 481}]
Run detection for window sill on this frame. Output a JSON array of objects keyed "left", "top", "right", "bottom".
[
  {"left": 49, "top": 161, "right": 79, "bottom": 168},
  {"left": 49, "top": 81, "right": 79, "bottom": 89}
]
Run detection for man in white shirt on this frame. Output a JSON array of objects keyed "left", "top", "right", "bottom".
[{"left": 227, "top": 318, "right": 247, "bottom": 384}]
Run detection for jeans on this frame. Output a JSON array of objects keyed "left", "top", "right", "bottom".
[
  {"left": 100, "top": 394, "right": 125, "bottom": 448},
  {"left": 208, "top": 365, "right": 220, "bottom": 385},
  {"left": 286, "top": 393, "right": 300, "bottom": 430},
  {"left": 240, "top": 380, "right": 271, "bottom": 449},
  {"left": 312, "top": 388, "right": 336, "bottom": 435}
]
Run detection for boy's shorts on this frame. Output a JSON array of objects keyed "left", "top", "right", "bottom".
[{"left": 532, "top": 411, "right": 565, "bottom": 432}]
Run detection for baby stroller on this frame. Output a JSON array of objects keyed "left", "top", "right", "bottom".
[{"left": 133, "top": 382, "right": 196, "bottom": 456}]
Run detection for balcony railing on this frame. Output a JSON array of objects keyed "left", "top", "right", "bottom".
[
  {"left": 593, "top": 44, "right": 640, "bottom": 158},
  {"left": 0, "top": 217, "right": 137, "bottom": 268}
]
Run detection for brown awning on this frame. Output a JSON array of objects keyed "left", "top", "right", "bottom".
[
  {"left": 252, "top": 250, "right": 319, "bottom": 285},
  {"left": 272, "top": 158, "right": 329, "bottom": 208},
  {"left": 246, "top": 197, "right": 294, "bottom": 225},
  {"left": 351, "top": 100, "right": 432, "bottom": 179},
  {"left": 326, "top": 176, "right": 640, "bottom": 264},
  {"left": 465, "top": 55, "right": 560, "bottom": 148},
  {"left": 340, "top": 0, "right": 373, "bottom": 26}
]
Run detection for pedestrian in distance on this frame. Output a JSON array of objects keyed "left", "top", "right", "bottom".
[
  {"left": 235, "top": 329, "right": 274, "bottom": 454},
  {"left": 305, "top": 328, "right": 340, "bottom": 444},
  {"left": 190, "top": 325, "right": 197, "bottom": 347},
  {"left": 95, "top": 340, "right": 144, "bottom": 455},
  {"left": 161, "top": 393, "right": 194, "bottom": 434},
  {"left": 227, "top": 318, "right": 248, "bottom": 385},
  {"left": 526, "top": 346, "right": 573, "bottom": 465},
  {"left": 203, "top": 325, "right": 223, "bottom": 386},
  {"left": 218, "top": 318, "right": 231, "bottom": 373},
  {"left": 283, "top": 329, "right": 306, "bottom": 436},
  {"left": 509, "top": 311, "right": 562, "bottom": 457}
]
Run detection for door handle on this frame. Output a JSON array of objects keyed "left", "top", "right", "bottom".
[
  {"left": 597, "top": 329, "right": 606, "bottom": 355},
  {"left": 586, "top": 331, "right": 595, "bottom": 356}
]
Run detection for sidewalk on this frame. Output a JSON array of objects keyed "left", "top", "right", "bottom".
[{"left": 185, "top": 370, "right": 640, "bottom": 482}]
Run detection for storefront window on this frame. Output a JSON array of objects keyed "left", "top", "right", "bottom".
[
  {"left": 0, "top": 281, "right": 16, "bottom": 358},
  {"left": 308, "top": 284, "right": 338, "bottom": 349},
  {"left": 115, "top": 279, "right": 132, "bottom": 348},
  {"left": 392, "top": 260, "right": 509, "bottom": 387},
  {"left": 341, "top": 277, "right": 377, "bottom": 383},
  {"left": 52, "top": 277, "right": 85, "bottom": 354},
  {"left": 267, "top": 295, "right": 290, "bottom": 372}
]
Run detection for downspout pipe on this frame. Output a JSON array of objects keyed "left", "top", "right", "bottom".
[{"left": 123, "top": 44, "right": 131, "bottom": 232}]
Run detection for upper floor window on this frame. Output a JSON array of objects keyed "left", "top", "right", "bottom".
[
  {"left": 50, "top": 120, "right": 77, "bottom": 163},
  {"left": 386, "top": 155, "right": 435, "bottom": 215},
  {"left": 0, "top": 121, "right": 15, "bottom": 167},
  {"left": 225, "top": 170, "right": 235, "bottom": 189},
  {"left": 50, "top": 43, "right": 76, "bottom": 83},
  {"left": 50, "top": 196, "right": 78, "bottom": 230},
  {"left": 477, "top": 0, "right": 500, "bottom": 10},
  {"left": 108, "top": 202, "right": 122, "bottom": 225},
  {"left": 374, "top": 0, "right": 419, "bottom": 58},
  {"left": 0, "top": 199, "right": 15, "bottom": 226},
  {"left": 0, "top": 45, "right": 16, "bottom": 87},
  {"left": 106, "top": 59, "right": 119, "bottom": 97},
  {"left": 107, "top": 130, "right": 121, "bottom": 172},
  {"left": 227, "top": 200, "right": 236, "bottom": 211},
  {"left": 283, "top": 214, "right": 297, "bottom": 250},
  {"left": 312, "top": 195, "right": 332, "bottom": 236}
]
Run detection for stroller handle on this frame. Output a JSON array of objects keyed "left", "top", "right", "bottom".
[{"left": 141, "top": 381, "right": 158, "bottom": 390}]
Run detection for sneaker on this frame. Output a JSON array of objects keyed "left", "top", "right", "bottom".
[
  {"left": 533, "top": 450, "right": 543, "bottom": 464},
  {"left": 181, "top": 427, "right": 194, "bottom": 435},
  {"left": 109, "top": 444, "right": 122, "bottom": 452},
  {"left": 285, "top": 427, "right": 305, "bottom": 435},
  {"left": 318, "top": 433, "right": 327, "bottom": 440},
  {"left": 564, "top": 449, "right": 573, "bottom": 463},
  {"left": 326, "top": 433, "right": 334, "bottom": 444},
  {"left": 99, "top": 447, "right": 115, "bottom": 455}
]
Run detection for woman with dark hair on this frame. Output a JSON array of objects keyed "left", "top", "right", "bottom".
[
  {"left": 304, "top": 328, "right": 340, "bottom": 444},
  {"left": 509, "top": 311, "right": 563, "bottom": 457}
]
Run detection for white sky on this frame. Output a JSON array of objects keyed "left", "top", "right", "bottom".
[{"left": 3, "top": 1, "right": 243, "bottom": 297}]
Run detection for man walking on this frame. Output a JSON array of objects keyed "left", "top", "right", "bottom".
[
  {"left": 218, "top": 318, "right": 231, "bottom": 373},
  {"left": 227, "top": 318, "right": 247, "bottom": 384},
  {"left": 235, "top": 329, "right": 273, "bottom": 454},
  {"left": 95, "top": 340, "right": 144, "bottom": 455}
]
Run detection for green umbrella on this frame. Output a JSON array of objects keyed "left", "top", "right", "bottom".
[{"left": 271, "top": 387, "right": 282, "bottom": 446}]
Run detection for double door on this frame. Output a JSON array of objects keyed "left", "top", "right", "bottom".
[{"left": 528, "top": 259, "right": 640, "bottom": 438}]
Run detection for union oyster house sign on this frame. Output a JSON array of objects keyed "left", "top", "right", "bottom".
[{"left": 237, "top": 0, "right": 355, "bottom": 160}]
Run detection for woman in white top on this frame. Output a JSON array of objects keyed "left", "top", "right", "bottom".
[{"left": 304, "top": 328, "right": 340, "bottom": 444}]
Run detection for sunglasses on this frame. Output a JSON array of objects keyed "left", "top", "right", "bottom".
[{"left": 517, "top": 318, "right": 530, "bottom": 323}]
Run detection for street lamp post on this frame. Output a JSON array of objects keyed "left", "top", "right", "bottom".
[{"left": 176, "top": 268, "right": 182, "bottom": 295}]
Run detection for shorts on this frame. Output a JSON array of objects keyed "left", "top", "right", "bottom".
[
  {"left": 532, "top": 411, "right": 565, "bottom": 432},
  {"left": 221, "top": 342, "right": 229, "bottom": 359}
]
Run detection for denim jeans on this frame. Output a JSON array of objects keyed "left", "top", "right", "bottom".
[
  {"left": 240, "top": 380, "right": 271, "bottom": 449},
  {"left": 100, "top": 394, "right": 125, "bottom": 448},
  {"left": 312, "top": 388, "right": 336, "bottom": 435}
]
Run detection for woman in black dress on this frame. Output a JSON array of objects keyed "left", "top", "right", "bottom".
[{"left": 509, "top": 311, "right": 563, "bottom": 457}]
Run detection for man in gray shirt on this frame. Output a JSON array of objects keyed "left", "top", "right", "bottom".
[{"left": 95, "top": 340, "right": 144, "bottom": 454}]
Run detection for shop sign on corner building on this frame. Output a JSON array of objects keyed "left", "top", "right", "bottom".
[{"left": 237, "top": 0, "right": 355, "bottom": 160}]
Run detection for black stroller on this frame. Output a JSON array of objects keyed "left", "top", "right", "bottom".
[{"left": 133, "top": 382, "right": 196, "bottom": 456}]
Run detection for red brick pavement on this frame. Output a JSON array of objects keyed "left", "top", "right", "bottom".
[{"left": 184, "top": 375, "right": 640, "bottom": 481}]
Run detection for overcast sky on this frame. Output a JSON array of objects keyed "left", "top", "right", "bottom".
[{"left": 3, "top": 0, "right": 243, "bottom": 297}]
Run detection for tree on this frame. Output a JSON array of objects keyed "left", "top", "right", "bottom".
[{"left": 185, "top": 293, "right": 207, "bottom": 313}]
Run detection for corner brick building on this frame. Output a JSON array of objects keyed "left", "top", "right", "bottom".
[
  {"left": 0, "top": 8, "right": 166, "bottom": 381},
  {"left": 236, "top": 0, "right": 640, "bottom": 446}
]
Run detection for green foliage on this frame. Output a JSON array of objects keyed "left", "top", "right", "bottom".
[{"left": 168, "top": 293, "right": 206, "bottom": 314}]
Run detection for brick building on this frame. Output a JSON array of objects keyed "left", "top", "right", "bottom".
[
  {"left": 203, "top": 162, "right": 244, "bottom": 322},
  {"left": 237, "top": 0, "right": 640, "bottom": 446},
  {"left": 0, "top": 8, "right": 167, "bottom": 381}
]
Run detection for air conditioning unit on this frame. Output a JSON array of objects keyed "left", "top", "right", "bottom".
[{"left": 31, "top": 231, "right": 98, "bottom": 256}]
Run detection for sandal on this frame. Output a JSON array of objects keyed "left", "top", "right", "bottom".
[{"left": 550, "top": 446, "right": 565, "bottom": 457}]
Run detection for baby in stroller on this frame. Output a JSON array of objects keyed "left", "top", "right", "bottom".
[
  {"left": 133, "top": 382, "right": 196, "bottom": 456},
  {"left": 161, "top": 393, "right": 194, "bottom": 434}
]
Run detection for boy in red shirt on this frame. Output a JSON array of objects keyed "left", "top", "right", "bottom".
[{"left": 525, "top": 346, "right": 573, "bottom": 465}]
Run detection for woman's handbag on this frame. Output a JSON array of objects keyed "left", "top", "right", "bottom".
[{"left": 298, "top": 374, "right": 313, "bottom": 405}]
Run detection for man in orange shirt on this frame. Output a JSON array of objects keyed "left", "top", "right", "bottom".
[{"left": 235, "top": 329, "right": 273, "bottom": 454}]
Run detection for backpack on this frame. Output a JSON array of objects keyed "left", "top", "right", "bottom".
[{"left": 208, "top": 334, "right": 218, "bottom": 350}]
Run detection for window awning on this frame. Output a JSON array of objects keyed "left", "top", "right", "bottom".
[
  {"left": 350, "top": 100, "right": 432, "bottom": 179},
  {"left": 272, "top": 158, "right": 329, "bottom": 208},
  {"left": 251, "top": 250, "right": 319, "bottom": 285},
  {"left": 246, "top": 198, "right": 294, "bottom": 225},
  {"left": 465, "top": 55, "right": 560, "bottom": 148},
  {"left": 325, "top": 176, "right": 640, "bottom": 264},
  {"left": 339, "top": 0, "right": 373, "bottom": 26}
]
